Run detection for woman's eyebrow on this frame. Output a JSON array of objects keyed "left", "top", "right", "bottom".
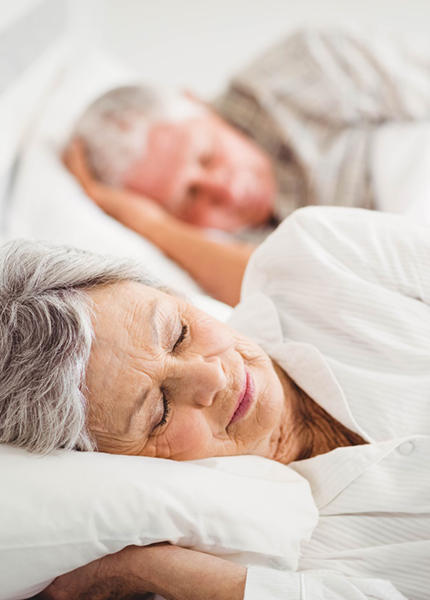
[{"left": 123, "top": 387, "right": 150, "bottom": 435}]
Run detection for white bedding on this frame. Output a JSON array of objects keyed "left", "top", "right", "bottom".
[
  {"left": 0, "top": 447, "right": 318, "bottom": 600},
  {"left": 6, "top": 49, "right": 229, "bottom": 308},
  {"left": 372, "top": 121, "right": 430, "bottom": 222},
  {"left": 4, "top": 40, "right": 430, "bottom": 600}
]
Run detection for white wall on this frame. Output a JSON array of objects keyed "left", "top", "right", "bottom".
[
  {"left": 0, "top": 0, "right": 69, "bottom": 209},
  {"left": 71, "top": 0, "right": 430, "bottom": 98},
  {"left": 0, "top": 0, "right": 41, "bottom": 31}
]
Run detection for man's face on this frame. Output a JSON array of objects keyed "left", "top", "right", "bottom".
[{"left": 123, "top": 110, "right": 276, "bottom": 232}]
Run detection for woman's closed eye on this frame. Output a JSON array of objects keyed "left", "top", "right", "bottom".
[
  {"left": 155, "top": 392, "right": 171, "bottom": 430},
  {"left": 152, "top": 323, "right": 189, "bottom": 432},
  {"left": 172, "top": 323, "right": 189, "bottom": 352}
]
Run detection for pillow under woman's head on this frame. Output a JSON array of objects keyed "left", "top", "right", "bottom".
[{"left": 0, "top": 446, "right": 318, "bottom": 600}]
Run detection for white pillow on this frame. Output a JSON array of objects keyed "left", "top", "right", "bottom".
[
  {"left": 7, "top": 49, "right": 233, "bottom": 320},
  {"left": 8, "top": 140, "right": 200, "bottom": 293},
  {"left": 0, "top": 446, "right": 318, "bottom": 600},
  {"left": 7, "top": 139, "right": 233, "bottom": 324}
]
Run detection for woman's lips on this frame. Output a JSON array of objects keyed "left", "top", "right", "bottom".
[{"left": 229, "top": 369, "right": 255, "bottom": 425}]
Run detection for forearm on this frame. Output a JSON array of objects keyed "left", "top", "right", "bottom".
[
  {"left": 115, "top": 200, "right": 254, "bottom": 306},
  {"left": 150, "top": 219, "right": 253, "bottom": 306},
  {"left": 125, "top": 545, "right": 247, "bottom": 600}
]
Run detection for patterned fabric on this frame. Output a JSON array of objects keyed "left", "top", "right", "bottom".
[
  {"left": 215, "top": 28, "right": 430, "bottom": 228},
  {"left": 228, "top": 207, "right": 430, "bottom": 599}
]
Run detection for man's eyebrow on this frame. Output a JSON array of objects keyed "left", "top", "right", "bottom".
[{"left": 123, "top": 298, "right": 160, "bottom": 435}]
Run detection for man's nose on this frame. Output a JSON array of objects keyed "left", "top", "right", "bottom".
[
  {"left": 176, "top": 355, "right": 227, "bottom": 407},
  {"left": 195, "top": 170, "right": 235, "bottom": 206}
]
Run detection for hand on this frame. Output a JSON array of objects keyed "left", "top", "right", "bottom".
[
  {"left": 35, "top": 543, "right": 246, "bottom": 600},
  {"left": 64, "top": 140, "right": 170, "bottom": 229},
  {"left": 34, "top": 545, "right": 160, "bottom": 600}
]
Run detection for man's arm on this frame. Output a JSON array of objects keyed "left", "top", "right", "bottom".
[
  {"left": 65, "top": 141, "right": 255, "bottom": 307},
  {"left": 114, "top": 204, "right": 254, "bottom": 307}
]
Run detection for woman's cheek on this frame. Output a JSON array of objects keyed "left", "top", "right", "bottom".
[
  {"left": 162, "top": 414, "right": 215, "bottom": 461},
  {"left": 191, "top": 309, "right": 233, "bottom": 353}
]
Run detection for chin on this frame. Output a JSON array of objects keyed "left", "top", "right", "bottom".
[
  {"left": 242, "top": 198, "right": 275, "bottom": 229},
  {"left": 250, "top": 377, "right": 284, "bottom": 445},
  {"left": 246, "top": 179, "right": 276, "bottom": 226}
]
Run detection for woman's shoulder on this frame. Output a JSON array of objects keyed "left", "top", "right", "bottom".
[
  {"left": 254, "top": 206, "right": 429, "bottom": 267},
  {"left": 270, "top": 205, "right": 407, "bottom": 237},
  {"left": 242, "top": 206, "right": 430, "bottom": 300}
]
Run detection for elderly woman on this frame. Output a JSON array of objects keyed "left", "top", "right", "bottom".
[{"left": 1, "top": 207, "right": 429, "bottom": 600}]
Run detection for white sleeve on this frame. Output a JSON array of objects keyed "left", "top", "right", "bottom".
[
  {"left": 245, "top": 567, "right": 408, "bottom": 600},
  {"left": 241, "top": 206, "right": 430, "bottom": 306}
]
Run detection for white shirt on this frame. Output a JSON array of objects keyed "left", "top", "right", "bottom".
[{"left": 228, "top": 207, "right": 430, "bottom": 600}]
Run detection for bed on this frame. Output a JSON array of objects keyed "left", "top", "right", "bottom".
[
  {"left": 2, "top": 3, "right": 430, "bottom": 599},
  {"left": 0, "top": 3, "right": 319, "bottom": 599}
]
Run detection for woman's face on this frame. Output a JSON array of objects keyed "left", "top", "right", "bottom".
[{"left": 85, "top": 281, "right": 287, "bottom": 461}]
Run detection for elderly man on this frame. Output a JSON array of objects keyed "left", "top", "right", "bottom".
[{"left": 68, "top": 27, "right": 430, "bottom": 305}]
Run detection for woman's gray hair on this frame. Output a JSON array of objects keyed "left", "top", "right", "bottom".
[
  {"left": 0, "top": 239, "right": 163, "bottom": 455},
  {"left": 73, "top": 84, "right": 204, "bottom": 186}
]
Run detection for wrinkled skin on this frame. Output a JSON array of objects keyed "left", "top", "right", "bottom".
[{"left": 86, "top": 281, "right": 293, "bottom": 462}]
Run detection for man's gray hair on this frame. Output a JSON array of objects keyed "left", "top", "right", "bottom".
[
  {"left": 73, "top": 84, "right": 204, "bottom": 186},
  {"left": 0, "top": 239, "right": 162, "bottom": 455}
]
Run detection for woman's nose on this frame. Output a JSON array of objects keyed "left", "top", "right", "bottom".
[{"left": 176, "top": 355, "right": 227, "bottom": 407}]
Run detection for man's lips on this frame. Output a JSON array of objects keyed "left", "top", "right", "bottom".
[{"left": 229, "top": 368, "right": 255, "bottom": 425}]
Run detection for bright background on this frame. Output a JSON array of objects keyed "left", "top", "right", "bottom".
[
  {"left": 1, "top": 0, "right": 430, "bottom": 208},
  {"left": 2, "top": 0, "right": 430, "bottom": 97}
]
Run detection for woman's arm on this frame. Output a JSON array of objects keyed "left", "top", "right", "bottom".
[
  {"left": 65, "top": 142, "right": 255, "bottom": 306},
  {"left": 38, "top": 543, "right": 247, "bottom": 600},
  {"left": 130, "top": 544, "right": 247, "bottom": 600}
]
